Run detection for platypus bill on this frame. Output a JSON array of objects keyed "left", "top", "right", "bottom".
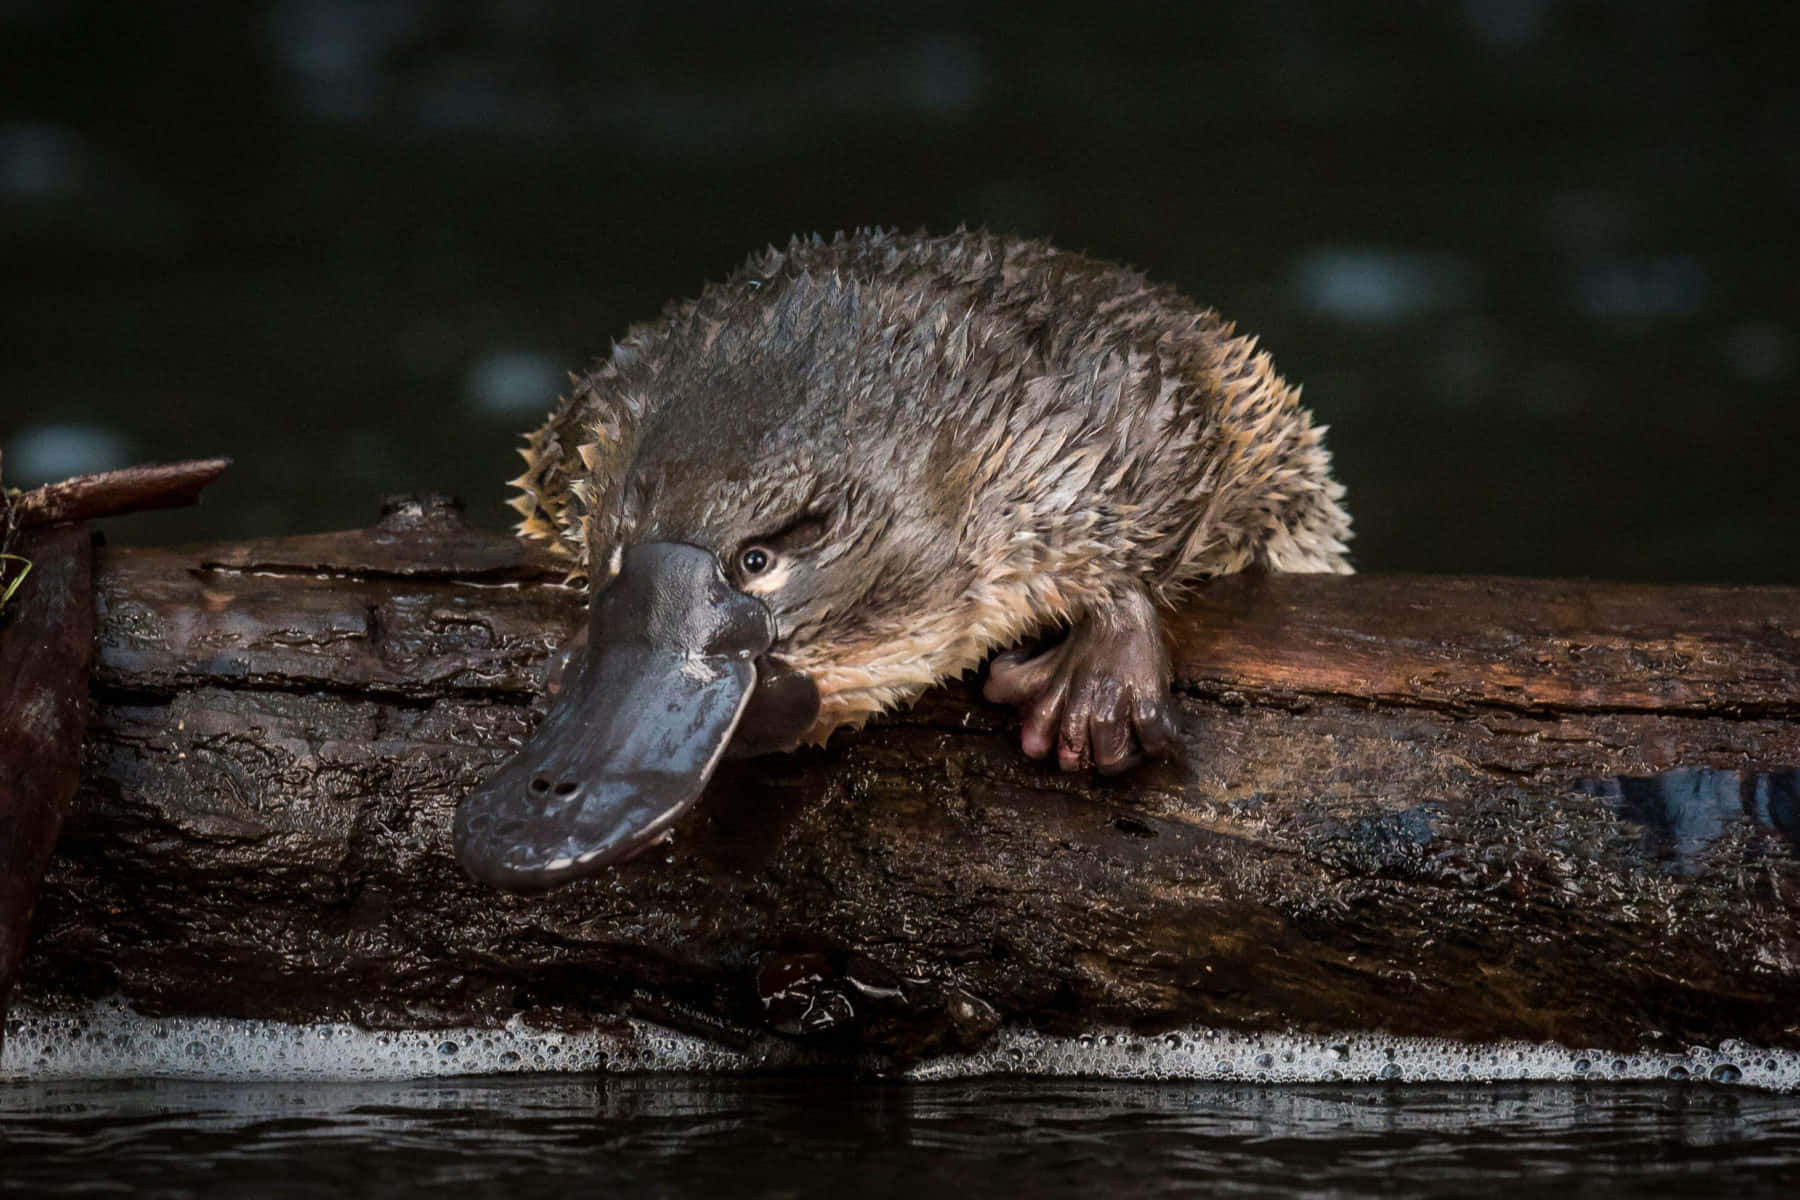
[{"left": 454, "top": 230, "right": 1351, "bottom": 892}]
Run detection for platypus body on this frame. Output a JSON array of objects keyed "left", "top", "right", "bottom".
[{"left": 455, "top": 230, "right": 1351, "bottom": 891}]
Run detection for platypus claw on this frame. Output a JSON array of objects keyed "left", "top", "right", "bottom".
[{"left": 983, "top": 592, "right": 1182, "bottom": 775}]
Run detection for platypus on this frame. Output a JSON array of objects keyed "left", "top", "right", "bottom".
[{"left": 454, "top": 229, "right": 1350, "bottom": 891}]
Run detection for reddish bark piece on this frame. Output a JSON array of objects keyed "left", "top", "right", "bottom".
[{"left": 0, "top": 524, "right": 96, "bottom": 1049}]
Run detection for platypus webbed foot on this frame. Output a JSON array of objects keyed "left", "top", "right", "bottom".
[{"left": 982, "top": 588, "right": 1181, "bottom": 774}]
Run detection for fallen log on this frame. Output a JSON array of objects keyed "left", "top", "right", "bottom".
[{"left": 15, "top": 495, "right": 1800, "bottom": 1061}]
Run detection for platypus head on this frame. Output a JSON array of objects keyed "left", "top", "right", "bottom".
[{"left": 455, "top": 262, "right": 994, "bottom": 891}]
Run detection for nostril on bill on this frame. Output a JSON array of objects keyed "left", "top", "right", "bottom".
[{"left": 526, "top": 775, "right": 580, "bottom": 815}]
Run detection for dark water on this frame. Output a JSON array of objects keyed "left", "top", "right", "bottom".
[
  {"left": 4, "top": 1076, "right": 1800, "bottom": 1198},
  {"left": 10, "top": 755, "right": 1800, "bottom": 1186},
  {"left": 4, "top": 0, "right": 1798, "bottom": 583}
]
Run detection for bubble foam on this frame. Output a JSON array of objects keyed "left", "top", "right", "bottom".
[
  {"left": 1, "top": 999, "right": 793, "bottom": 1082},
  {"left": 5, "top": 1000, "right": 1797, "bottom": 1092},
  {"left": 904, "top": 1027, "right": 1800, "bottom": 1093}
]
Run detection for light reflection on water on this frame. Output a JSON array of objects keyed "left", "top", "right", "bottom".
[
  {"left": 3, "top": 1076, "right": 1799, "bottom": 1198},
  {"left": 1582, "top": 767, "right": 1800, "bottom": 870}
]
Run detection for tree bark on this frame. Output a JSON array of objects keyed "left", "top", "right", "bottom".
[
  {"left": 17, "top": 496, "right": 1800, "bottom": 1060},
  {"left": 1, "top": 524, "right": 96, "bottom": 1051}
]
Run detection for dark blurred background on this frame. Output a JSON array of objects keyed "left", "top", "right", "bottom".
[{"left": 3, "top": 0, "right": 1795, "bottom": 581}]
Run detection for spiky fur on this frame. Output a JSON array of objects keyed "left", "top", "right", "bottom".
[{"left": 511, "top": 230, "right": 1351, "bottom": 743}]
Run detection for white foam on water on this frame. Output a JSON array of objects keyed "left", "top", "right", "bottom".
[
  {"left": 1, "top": 999, "right": 789, "bottom": 1083},
  {"left": 904, "top": 1027, "right": 1800, "bottom": 1093},
  {"left": 6, "top": 999, "right": 1798, "bottom": 1092}
]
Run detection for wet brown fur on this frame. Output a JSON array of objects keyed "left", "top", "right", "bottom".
[{"left": 509, "top": 230, "right": 1351, "bottom": 744}]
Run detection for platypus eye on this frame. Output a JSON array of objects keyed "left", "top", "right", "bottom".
[{"left": 733, "top": 510, "right": 832, "bottom": 584}]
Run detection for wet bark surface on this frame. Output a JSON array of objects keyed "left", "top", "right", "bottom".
[
  {"left": 1, "top": 524, "right": 96, "bottom": 1049},
  {"left": 18, "top": 497, "right": 1800, "bottom": 1061}
]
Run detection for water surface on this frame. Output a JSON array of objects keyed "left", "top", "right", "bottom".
[{"left": 5, "top": 1076, "right": 1799, "bottom": 1198}]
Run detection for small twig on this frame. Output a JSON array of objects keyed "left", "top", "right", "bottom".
[
  {"left": 0, "top": 451, "right": 21, "bottom": 613},
  {"left": 0, "top": 554, "right": 30, "bottom": 613},
  {"left": 10, "top": 458, "right": 232, "bottom": 530}
]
